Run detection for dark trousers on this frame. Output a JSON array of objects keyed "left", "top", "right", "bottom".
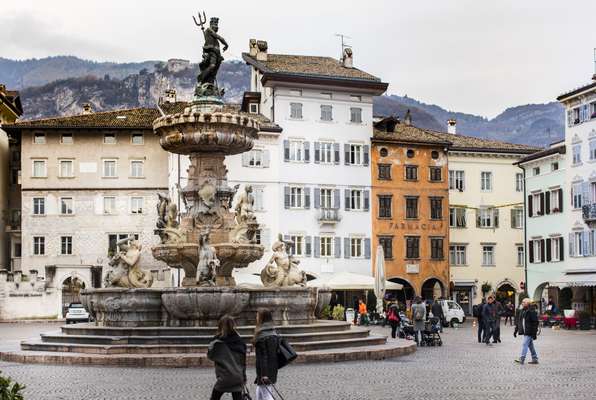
[
  {"left": 210, "top": 389, "right": 242, "bottom": 400},
  {"left": 389, "top": 320, "right": 398, "bottom": 338},
  {"left": 477, "top": 318, "right": 484, "bottom": 342},
  {"left": 504, "top": 315, "right": 513, "bottom": 325},
  {"left": 483, "top": 320, "right": 495, "bottom": 343},
  {"left": 493, "top": 319, "right": 501, "bottom": 342}
]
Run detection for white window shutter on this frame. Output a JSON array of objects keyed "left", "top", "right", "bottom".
[
  {"left": 242, "top": 152, "right": 250, "bottom": 167},
  {"left": 569, "top": 233, "right": 575, "bottom": 257},
  {"left": 263, "top": 150, "right": 270, "bottom": 168}
]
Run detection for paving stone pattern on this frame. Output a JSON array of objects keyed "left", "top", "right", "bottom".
[{"left": 1, "top": 322, "right": 596, "bottom": 400}]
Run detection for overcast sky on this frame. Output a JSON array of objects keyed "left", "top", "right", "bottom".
[{"left": 2, "top": 0, "right": 595, "bottom": 117}]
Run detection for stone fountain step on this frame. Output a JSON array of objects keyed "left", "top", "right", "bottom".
[
  {"left": 290, "top": 335, "right": 387, "bottom": 352},
  {"left": 21, "top": 341, "right": 212, "bottom": 355},
  {"left": 61, "top": 320, "right": 352, "bottom": 337}
]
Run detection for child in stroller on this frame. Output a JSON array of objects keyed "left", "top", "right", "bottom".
[
  {"left": 398, "top": 312, "right": 415, "bottom": 340},
  {"left": 420, "top": 317, "right": 443, "bottom": 346}
]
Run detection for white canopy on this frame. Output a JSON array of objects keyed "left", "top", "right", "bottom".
[
  {"left": 553, "top": 270, "right": 596, "bottom": 288},
  {"left": 307, "top": 271, "right": 403, "bottom": 291}
]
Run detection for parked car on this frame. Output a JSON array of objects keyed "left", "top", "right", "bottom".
[
  {"left": 439, "top": 300, "right": 466, "bottom": 327},
  {"left": 65, "top": 303, "right": 90, "bottom": 324}
]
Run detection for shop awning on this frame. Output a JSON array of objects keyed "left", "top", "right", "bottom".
[
  {"left": 553, "top": 269, "right": 596, "bottom": 288},
  {"left": 307, "top": 271, "right": 403, "bottom": 290}
]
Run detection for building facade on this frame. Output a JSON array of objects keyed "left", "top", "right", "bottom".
[
  {"left": 557, "top": 77, "right": 596, "bottom": 312},
  {"left": 516, "top": 143, "right": 567, "bottom": 304},
  {"left": 371, "top": 117, "right": 451, "bottom": 301}
]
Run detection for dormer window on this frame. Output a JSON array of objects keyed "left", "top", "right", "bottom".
[
  {"left": 33, "top": 132, "right": 46, "bottom": 144},
  {"left": 61, "top": 133, "right": 73, "bottom": 144},
  {"left": 249, "top": 103, "right": 259, "bottom": 114},
  {"left": 104, "top": 132, "right": 116, "bottom": 144}
]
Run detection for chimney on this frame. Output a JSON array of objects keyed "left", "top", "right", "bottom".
[
  {"left": 0, "top": 84, "right": 5, "bottom": 94},
  {"left": 342, "top": 47, "right": 353, "bottom": 68},
  {"left": 164, "top": 89, "right": 177, "bottom": 104},
  {"left": 82, "top": 103, "right": 93, "bottom": 115},
  {"left": 249, "top": 39, "right": 258, "bottom": 57},
  {"left": 404, "top": 109, "right": 412, "bottom": 126},
  {"left": 447, "top": 118, "right": 457, "bottom": 134},
  {"left": 256, "top": 40, "right": 268, "bottom": 61}
]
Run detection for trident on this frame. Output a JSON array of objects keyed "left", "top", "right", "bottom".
[{"left": 193, "top": 11, "right": 207, "bottom": 31}]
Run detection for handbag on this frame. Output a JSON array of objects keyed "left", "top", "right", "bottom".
[{"left": 277, "top": 337, "right": 297, "bottom": 369}]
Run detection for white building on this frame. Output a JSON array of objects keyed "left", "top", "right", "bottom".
[
  {"left": 556, "top": 77, "right": 596, "bottom": 311},
  {"left": 516, "top": 142, "right": 567, "bottom": 304}
]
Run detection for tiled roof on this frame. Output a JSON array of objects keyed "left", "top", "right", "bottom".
[
  {"left": 373, "top": 121, "right": 540, "bottom": 154},
  {"left": 0, "top": 88, "right": 23, "bottom": 117},
  {"left": 243, "top": 53, "right": 382, "bottom": 82},
  {"left": 515, "top": 144, "right": 566, "bottom": 164},
  {"left": 557, "top": 79, "right": 596, "bottom": 101},
  {"left": 4, "top": 102, "right": 281, "bottom": 132}
]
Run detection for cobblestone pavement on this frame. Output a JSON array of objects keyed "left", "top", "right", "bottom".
[{"left": 1, "top": 322, "right": 596, "bottom": 400}]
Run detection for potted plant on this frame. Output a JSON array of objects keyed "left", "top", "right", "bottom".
[
  {"left": 320, "top": 304, "right": 332, "bottom": 320},
  {"left": 0, "top": 371, "right": 25, "bottom": 400},
  {"left": 332, "top": 305, "right": 346, "bottom": 321},
  {"left": 578, "top": 311, "right": 592, "bottom": 330},
  {"left": 481, "top": 282, "right": 492, "bottom": 296}
]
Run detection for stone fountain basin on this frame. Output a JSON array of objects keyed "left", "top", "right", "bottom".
[
  {"left": 212, "top": 243, "right": 264, "bottom": 266},
  {"left": 151, "top": 243, "right": 199, "bottom": 266},
  {"left": 80, "top": 288, "right": 163, "bottom": 327}
]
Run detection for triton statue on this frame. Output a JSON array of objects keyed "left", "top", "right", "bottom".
[
  {"left": 193, "top": 11, "right": 228, "bottom": 98},
  {"left": 104, "top": 237, "right": 154, "bottom": 288},
  {"left": 260, "top": 234, "right": 307, "bottom": 288}
]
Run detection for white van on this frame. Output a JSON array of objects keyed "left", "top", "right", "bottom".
[{"left": 439, "top": 300, "right": 466, "bottom": 327}]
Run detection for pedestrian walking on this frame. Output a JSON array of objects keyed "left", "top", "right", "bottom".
[
  {"left": 254, "top": 308, "right": 280, "bottom": 400},
  {"left": 411, "top": 296, "right": 426, "bottom": 346},
  {"left": 493, "top": 299, "right": 503, "bottom": 343},
  {"left": 431, "top": 298, "right": 445, "bottom": 333},
  {"left": 386, "top": 303, "right": 400, "bottom": 339},
  {"left": 473, "top": 299, "right": 485, "bottom": 343},
  {"left": 504, "top": 301, "right": 515, "bottom": 326},
  {"left": 207, "top": 315, "right": 247, "bottom": 400},
  {"left": 514, "top": 298, "right": 539, "bottom": 365},
  {"left": 482, "top": 295, "right": 497, "bottom": 345},
  {"left": 358, "top": 298, "right": 369, "bottom": 326}
]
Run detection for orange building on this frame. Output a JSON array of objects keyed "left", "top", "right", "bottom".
[{"left": 371, "top": 117, "right": 450, "bottom": 301}]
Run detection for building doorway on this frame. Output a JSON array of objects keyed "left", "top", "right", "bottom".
[
  {"left": 61, "top": 277, "right": 86, "bottom": 317},
  {"left": 496, "top": 283, "right": 516, "bottom": 307},
  {"left": 452, "top": 285, "right": 474, "bottom": 316},
  {"left": 388, "top": 278, "right": 415, "bottom": 306},
  {"left": 421, "top": 278, "right": 444, "bottom": 301}
]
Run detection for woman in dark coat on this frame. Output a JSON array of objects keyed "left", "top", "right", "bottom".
[
  {"left": 207, "top": 315, "right": 247, "bottom": 400},
  {"left": 254, "top": 308, "right": 279, "bottom": 400}
]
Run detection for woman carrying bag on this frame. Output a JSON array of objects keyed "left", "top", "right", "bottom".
[
  {"left": 207, "top": 315, "right": 248, "bottom": 400},
  {"left": 253, "top": 308, "right": 280, "bottom": 400}
]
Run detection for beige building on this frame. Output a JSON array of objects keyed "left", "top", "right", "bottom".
[
  {"left": 2, "top": 105, "right": 176, "bottom": 318},
  {"left": 0, "top": 84, "right": 23, "bottom": 270}
]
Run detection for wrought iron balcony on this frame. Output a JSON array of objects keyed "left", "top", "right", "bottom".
[
  {"left": 318, "top": 208, "right": 341, "bottom": 224},
  {"left": 582, "top": 203, "right": 596, "bottom": 223}
]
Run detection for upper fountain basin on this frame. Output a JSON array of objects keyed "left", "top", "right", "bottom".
[{"left": 153, "top": 104, "right": 260, "bottom": 155}]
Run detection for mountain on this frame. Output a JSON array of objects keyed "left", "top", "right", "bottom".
[
  {"left": 0, "top": 56, "right": 158, "bottom": 89},
  {"left": 2, "top": 56, "right": 564, "bottom": 147}
]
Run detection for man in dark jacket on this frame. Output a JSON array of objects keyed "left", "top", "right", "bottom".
[
  {"left": 482, "top": 296, "right": 497, "bottom": 345},
  {"left": 474, "top": 299, "right": 485, "bottom": 343},
  {"left": 493, "top": 299, "right": 503, "bottom": 343},
  {"left": 514, "top": 298, "right": 539, "bottom": 364},
  {"left": 431, "top": 299, "right": 445, "bottom": 332}
]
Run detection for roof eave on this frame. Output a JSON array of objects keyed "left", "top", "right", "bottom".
[
  {"left": 451, "top": 146, "right": 539, "bottom": 155},
  {"left": 261, "top": 72, "right": 388, "bottom": 95},
  {"left": 556, "top": 81, "right": 596, "bottom": 102}
]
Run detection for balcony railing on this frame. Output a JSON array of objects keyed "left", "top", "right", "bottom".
[
  {"left": 582, "top": 204, "right": 596, "bottom": 223},
  {"left": 318, "top": 208, "right": 341, "bottom": 224}
]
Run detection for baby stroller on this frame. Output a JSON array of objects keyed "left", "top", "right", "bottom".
[
  {"left": 420, "top": 317, "right": 442, "bottom": 346},
  {"left": 398, "top": 312, "right": 415, "bottom": 340}
]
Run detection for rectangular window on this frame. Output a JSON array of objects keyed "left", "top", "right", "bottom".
[
  {"left": 533, "top": 167, "right": 540, "bottom": 176},
  {"left": 379, "top": 236, "right": 393, "bottom": 259},
  {"left": 430, "top": 197, "right": 443, "bottom": 220},
  {"left": 515, "top": 173, "right": 524, "bottom": 192},
  {"left": 103, "top": 197, "right": 116, "bottom": 214},
  {"left": 320, "top": 236, "right": 333, "bottom": 257},
  {"left": 517, "top": 245, "right": 524, "bottom": 266},
  {"left": 320, "top": 188, "right": 333, "bottom": 209},
  {"left": 378, "top": 164, "right": 391, "bottom": 180},
  {"left": 33, "top": 197, "right": 45, "bottom": 215},
  {"left": 449, "top": 207, "right": 466, "bottom": 228},
  {"left": 59, "top": 160, "right": 74, "bottom": 178},
  {"left": 511, "top": 208, "right": 524, "bottom": 229},
  {"left": 533, "top": 240, "right": 543, "bottom": 262},
  {"left": 290, "top": 187, "right": 303, "bottom": 208},
  {"left": 378, "top": 195, "right": 392, "bottom": 218},
  {"left": 574, "top": 232, "right": 584, "bottom": 256},
  {"left": 589, "top": 140, "right": 596, "bottom": 161},
  {"left": 478, "top": 207, "right": 499, "bottom": 228},
  {"left": 572, "top": 183, "right": 583, "bottom": 209},
  {"left": 130, "top": 160, "right": 144, "bottom": 178},
  {"left": 532, "top": 193, "right": 543, "bottom": 215},
  {"left": 34, "top": 132, "right": 46, "bottom": 144},
  {"left": 103, "top": 160, "right": 117, "bottom": 177},
  {"left": 481, "top": 171, "right": 493, "bottom": 192},
  {"left": 289, "top": 235, "right": 304, "bottom": 256},
  {"left": 131, "top": 133, "right": 144, "bottom": 145},
  {"left": 350, "top": 107, "right": 362, "bottom": 123},
  {"left": 61, "top": 133, "right": 73, "bottom": 144},
  {"left": 33, "top": 236, "right": 45, "bottom": 255},
  {"left": 60, "top": 197, "right": 74, "bottom": 215},
  {"left": 349, "top": 144, "right": 363, "bottom": 165},
  {"left": 406, "top": 236, "right": 420, "bottom": 259},
  {"left": 549, "top": 190, "right": 560, "bottom": 213},
  {"left": 32, "top": 160, "right": 46, "bottom": 177},
  {"left": 351, "top": 237, "right": 363, "bottom": 258},
  {"left": 429, "top": 167, "right": 442, "bottom": 182},
  {"left": 61, "top": 236, "right": 73, "bottom": 255},
  {"left": 108, "top": 233, "right": 139, "bottom": 257},
  {"left": 573, "top": 107, "right": 580, "bottom": 124},
  {"left": 405, "top": 165, "right": 418, "bottom": 181},
  {"left": 551, "top": 162, "right": 559, "bottom": 171},
  {"left": 104, "top": 133, "right": 116, "bottom": 144},
  {"left": 449, "top": 170, "right": 465, "bottom": 191},
  {"left": 289, "top": 140, "right": 304, "bottom": 162},
  {"left": 405, "top": 197, "right": 418, "bottom": 219},
  {"left": 249, "top": 103, "right": 259, "bottom": 114},
  {"left": 551, "top": 238, "right": 560, "bottom": 262},
  {"left": 350, "top": 189, "right": 363, "bottom": 210},
  {"left": 430, "top": 237, "right": 444, "bottom": 260},
  {"left": 290, "top": 103, "right": 303, "bottom": 119},
  {"left": 131, "top": 197, "right": 143, "bottom": 214},
  {"left": 449, "top": 245, "right": 467, "bottom": 265},
  {"left": 320, "top": 105, "right": 333, "bottom": 121},
  {"left": 248, "top": 149, "right": 264, "bottom": 167},
  {"left": 253, "top": 187, "right": 264, "bottom": 211},
  {"left": 572, "top": 144, "right": 581, "bottom": 165},
  {"left": 320, "top": 142, "right": 333, "bottom": 164},
  {"left": 482, "top": 245, "right": 495, "bottom": 266}
]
